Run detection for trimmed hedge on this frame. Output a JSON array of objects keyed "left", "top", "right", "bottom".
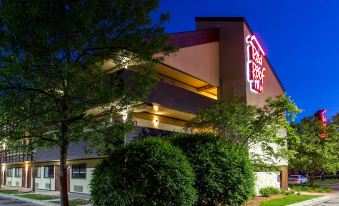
[
  {"left": 170, "top": 134, "right": 255, "bottom": 206},
  {"left": 90, "top": 138, "right": 197, "bottom": 206}
]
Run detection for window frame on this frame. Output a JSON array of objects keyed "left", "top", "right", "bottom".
[
  {"left": 44, "top": 165, "right": 54, "bottom": 178},
  {"left": 14, "top": 167, "right": 22, "bottom": 178},
  {"left": 6, "top": 168, "right": 13, "bottom": 177},
  {"left": 71, "top": 164, "right": 86, "bottom": 179},
  {"left": 34, "top": 167, "right": 41, "bottom": 178}
]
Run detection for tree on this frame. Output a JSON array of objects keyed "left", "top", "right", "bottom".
[
  {"left": 0, "top": 1, "right": 175, "bottom": 205},
  {"left": 333, "top": 113, "right": 339, "bottom": 125},
  {"left": 289, "top": 114, "right": 339, "bottom": 187},
  {"left": 187, "top": 95, "right": 301, "bottom": 169}
]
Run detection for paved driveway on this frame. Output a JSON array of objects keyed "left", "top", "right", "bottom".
[
  {"left": 313, "top": 196, "right": 339, "bottom": 206},
  {"left": 0, "top": 196, "right": 39, "bottom": 206}
]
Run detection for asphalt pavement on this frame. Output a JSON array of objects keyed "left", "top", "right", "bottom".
[
  {"left": 313, "top": 196, "right": 339, "bottom": 206},
  {"left": 0, "top": 196, "right": 39, "bottom": 206},
  {"left": 313, "top": 183, "right": 339, "bottom": 206},
  {"left": 289, "top": 183, "right": 339, "bottom": 206}
]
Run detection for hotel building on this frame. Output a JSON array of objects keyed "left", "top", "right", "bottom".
[{"left": 0, "top": 17, "right": 287, "bottom": 194}]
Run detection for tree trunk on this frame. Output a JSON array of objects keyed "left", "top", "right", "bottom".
[
  {"left": 309, "top": 172, "right": 315, "bottom": 188},
  {"left": 60, "top": 140, "right": 69, "bottom": 206},
  {"left": 32, "top": 163, "right": 35, "bottom": 193}
]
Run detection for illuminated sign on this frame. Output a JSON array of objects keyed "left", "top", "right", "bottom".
[
  {"left": 315, "top": 109, "right": 327, "bottom": 141},
  {"left": 246, "top": 35, "right": 266, "bottom": 93}
]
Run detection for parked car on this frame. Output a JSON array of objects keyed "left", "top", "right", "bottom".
[{"left": 288, "top": 175, "right": 308, "bottom": 184}]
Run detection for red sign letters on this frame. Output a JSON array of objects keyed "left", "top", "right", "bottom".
[{"left": 315, "top": 109, "right": 327, "bottom": 141}]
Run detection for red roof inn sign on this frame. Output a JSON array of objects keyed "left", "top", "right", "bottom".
[
  {"left": 315, "top": 109, "right": 327, "bottom": 141},
  {"left": 246, "top": 35, "right": 266, "bottom": 93}
]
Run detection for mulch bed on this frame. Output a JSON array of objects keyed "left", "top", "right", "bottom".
[{"left": 243, "top": 194, "right": 286, "bottom": 206}]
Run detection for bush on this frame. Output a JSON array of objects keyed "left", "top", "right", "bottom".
[
  {"left": 290, "top": 185, "right": 333, "bottom": 193},
  {"left": 259, "top": 187, "right": 281, "bottom": 197},
  {"left": 281, "top": 190, "right": 295, "bottom": 195},
  {"left": 90, "top": 138, "right": 197, "bottom": 206},
  {"left": 170, "top": 134, "right": 255, "bottom": 206}
]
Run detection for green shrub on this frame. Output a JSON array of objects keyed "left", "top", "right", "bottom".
[
  {"left": 90, "top": 138, "right": 197, "bottom": 206},
  {"left": 281, "top": 190, "right": 295, "bottom": 195},
  {"left": 314, "top": 187, "right": 332, "bottom": 193},
  {"left": 259, "top": 187, "right": 281, "bottom": 197},
  {"left": 290, "top": 185, "right": 333, "bottom": 193},
  {"left": 170, "top": 134, "right": 255, "bottom": 206}
]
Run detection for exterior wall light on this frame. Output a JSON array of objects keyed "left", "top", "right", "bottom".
[
  {"left": 122, "top": 57, "right": 129, "bottom": 69},
  {"left": 153, "top": 104, "right": 159, "bottom": 112},
  {"left": 153, "top": 116, "right": 159, "bottom": 127},
  {"left": 121, "top": 110, "right": 128, "bottom": 122}
]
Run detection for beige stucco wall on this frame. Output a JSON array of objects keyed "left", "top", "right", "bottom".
[
  {"left": 32, "top": 159, "right": 101, "bottom": 193},
  {"left": 69, "top": 167, "right": 93, "bottom": 194},
  {"left": 249, "top": 142, "right": 288, "bottom": 166},
  {"left": 163, "top": 42, "right": 219, "bottom": 86},
  {"left": 68, "top": 159, "right": 100, "bottom": 194},
  {"left": 197, "top": 20, "right": 248, "bottom": 101},
  {"left": 249, "top": 128, "right": 288, "bottom": 166},
  {"left": 255, "top": 172, "right": 280, "bottom": 195},
  {"left": 6, "top": 176, "right": 22, "bottom": 187}
]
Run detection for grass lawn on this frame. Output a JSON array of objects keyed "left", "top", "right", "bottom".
[
  {"left": 18, "top": 194, "right": 59, "bottom": 200},
  {"left": 0, "top": 190, "right": 19, "bottom": 194},
  {"left": 69, "top": 199, "right": 91, "bottom": 206},
  {"left": 51, "top": 199, "right": 91, "bottom": 206},
  {"left": 314, "top": 179, "right": 339, "bottom": 185},
  {"left": 260, "top": 195, "right": 320, "bottom": 206},
  {"left": 290, "top": 185, "right": 333, "bottom": 193}
]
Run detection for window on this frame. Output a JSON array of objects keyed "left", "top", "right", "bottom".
[
  {"left": 44, "top": 166, "right": 54, "bottom": 178},
  {"left": 14, "top": 168, "right": 22, "bottom": 178},
  {"left": 34, "top": 167, "right": 41, "bottom": 178},
  {"left": 6, "top": 168, "right": 13, "bottom": 177},
  {"left": 72, "top": 164, "right": 86, "bottom": 179}
]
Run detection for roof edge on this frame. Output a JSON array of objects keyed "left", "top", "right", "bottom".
[
  {"left": 195, "top": 17, "right": 245, "bottom": 22},
  {"left": 169, "top": 28, "right": 219, "bottom": 48}
]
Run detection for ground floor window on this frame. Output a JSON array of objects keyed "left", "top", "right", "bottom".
[
  {"left": 44, "top": 166, "right": 54, "bottom": 178},
  {"left": 34, "top": 167, "right": 41, "bottom": 178},
  {"left": 72, "top": 164, "right": 86, "bottom": 179},
  {"left": 6, "top": 168, "right": 13, "bottom": 177},
  {"left": 14, "top": 168, "right": 22, "bottom": 178}
]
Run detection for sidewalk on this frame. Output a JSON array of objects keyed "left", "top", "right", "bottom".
[
  {"left": 0, "top": 186, "right": 91, "bottom": 206},
  {"left": 288, "top": 191, "right": 339, "bottom": 206}
]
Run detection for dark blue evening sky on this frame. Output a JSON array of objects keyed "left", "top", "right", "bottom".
[{"left": 155, "top": 0, "right": 339, "bottom": 121}]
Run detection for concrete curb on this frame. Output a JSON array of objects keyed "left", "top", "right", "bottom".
[
  {"left": 0, "top": 193, "right": 59, "bottom": 206},
  {"left": 287, "top": 195, "right": 334, "bottom": 206}
]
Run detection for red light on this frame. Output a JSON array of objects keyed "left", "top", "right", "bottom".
[{"left": 315, "top": 109, "right": 327, "bottom": 141}]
